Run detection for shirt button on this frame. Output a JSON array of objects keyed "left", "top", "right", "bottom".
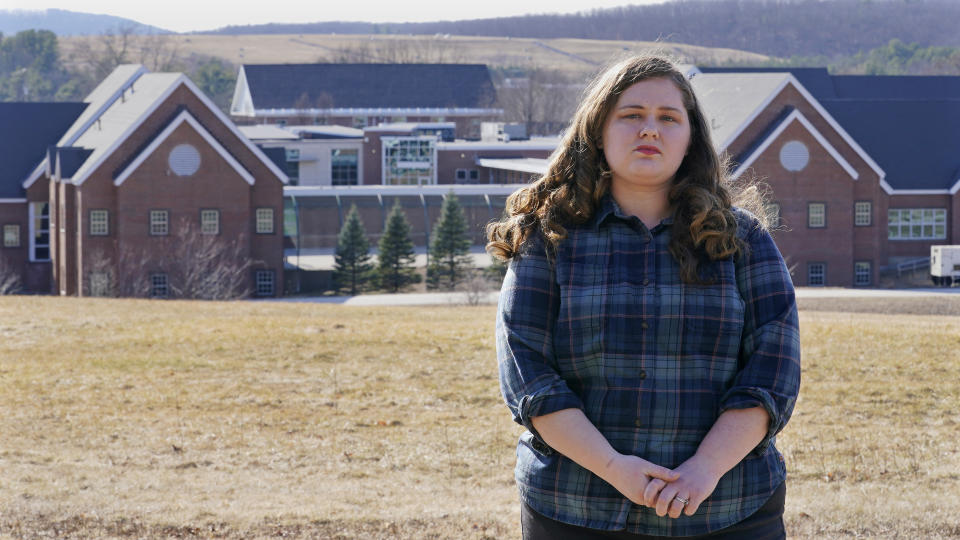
[
  {"left": 641, "top": 320, "right": 649, "bottom": 329},
  {"left": 635, "top": 419, "right": 643, "bottom": 427},
  {"left": 639, "top": 370, "right": 646, "bottom": 379},
  {"left": 642, "top": 278, "right": 650, "bottom": 286}
]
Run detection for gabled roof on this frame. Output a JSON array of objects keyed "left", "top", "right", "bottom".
[
  {"left": 696, "top": 67, "right": 837, "bottom": 98},
  {"left": 697, "top": 65, "right": 960, "bottom": 191},
  {"left": 689, "top": 72, "right": 794, "bottom": 150},
  {"left": 731, "top": 108, "right": 859, "bottom": 181},
  {"left": 691, "top": 72, "right": 885, "bottom": 181},
  {"left": 115, "top": 110, "right": 255, "bottom": 186},
  {"left": 43, "top": 65, "right": 288, "bottom": 188},
  {"left": 237, "top": 63, "right": 497, "bottom": 112},
  {"left": 0, "top": 102, "right": 87, "bottom": 198}
]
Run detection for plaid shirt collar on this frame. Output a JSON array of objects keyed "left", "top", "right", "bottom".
[{"left": 590, "top": 192, "right": 675, "bottom": 231}]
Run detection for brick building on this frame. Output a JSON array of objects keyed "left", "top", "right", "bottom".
[{"left": 14, "top": 64, "right": 288, "bottom": 298}]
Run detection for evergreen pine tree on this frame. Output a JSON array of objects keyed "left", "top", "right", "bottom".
[
  {"left": 427, "top": 192, "right": 473, "bottom": 290},
  {"left": 332, "top": 204, "right": 372, "bottom": 295},
  {"left": 376, "top": 201, "right": 420, "bottom": 293}
]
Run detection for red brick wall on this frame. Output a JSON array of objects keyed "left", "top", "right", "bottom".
[{"left": 61, "top": 82, "right": 285, "bottom": 297}]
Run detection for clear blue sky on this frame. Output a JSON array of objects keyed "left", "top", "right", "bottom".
[{"left": 2, "top": 1, "right": 669, "bottom": 33}]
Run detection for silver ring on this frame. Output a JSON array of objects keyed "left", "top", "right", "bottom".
[{"left": 674, "top": 495, "right": 689, "bottom": 505}]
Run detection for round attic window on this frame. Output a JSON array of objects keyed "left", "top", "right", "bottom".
[
  {"left": 168, "top": 144, "right": 201, "bottom": 176},
  {"left": 779, "top": 140, "right": 809, "bottom": 172}
]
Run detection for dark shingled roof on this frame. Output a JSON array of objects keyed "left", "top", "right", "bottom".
[
  {"left": 698, "top": 66, "right": 960, "bottom": 191},
  {"left": 822, "top": 99, "right": 960, "bottom": 191},
  {"left": 0, "top": 102, "right": 87, "bottom": 198},
  {"left": 696, "top": 67, "right": 838, "bottom": 98},
  {"left": 242, "top": 64, "right": 497, "bottom": 110}
]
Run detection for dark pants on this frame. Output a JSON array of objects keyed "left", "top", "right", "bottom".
[{"left": 521, "top": 482, "right": 786, "bottom": 540}]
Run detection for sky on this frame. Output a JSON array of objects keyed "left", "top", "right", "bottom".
[{"left": 1, "top": 1, "right": 669, "bottom": 33}]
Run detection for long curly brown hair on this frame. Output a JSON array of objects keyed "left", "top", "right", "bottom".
[{"left": 486, "top": 54, "right": 754, "bottom": 284}]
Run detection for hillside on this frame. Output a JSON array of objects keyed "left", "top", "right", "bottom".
[
  {"left": 0, "top": 8, "right": 168, "bottom": 36},
  {"left": 208, "top": 0, "right": 960, "bottom": 59},
  {"left": 58, "top": 33, "right": 769, "bottom": 77}
]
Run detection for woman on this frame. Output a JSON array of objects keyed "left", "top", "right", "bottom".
[{"left": 488, "top": 55, "right": 801, "bottom": 539}]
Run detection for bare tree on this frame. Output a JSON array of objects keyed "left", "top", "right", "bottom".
[
  {"left": 319, "top": 37, "right": 465, "bottom": 64},
  {"left": 0, "top": 257, "right": 23, "bottom": 295},
  {"left": 166, "top": 219, "right": 254, "bottom": 300},
  {"left": 84, "top": 219, "right": 254, "bottom": 300},
  {"left": 72, "top": 24, "right": 182, "bottom": 81},
  {"left": 495, "top": 65, "right": 582, "bottom": 136}
]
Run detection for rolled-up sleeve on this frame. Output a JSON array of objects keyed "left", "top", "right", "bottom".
[
  {"left": 497, "top": 239, "right": 584, "bottom": 449},
  {"left": 720, "top": 221, "right": 802, "bottom": 456}
]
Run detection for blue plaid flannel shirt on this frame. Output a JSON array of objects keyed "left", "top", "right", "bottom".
[{"left": 496, "top": 194, "right": 801, "bottom": 536}]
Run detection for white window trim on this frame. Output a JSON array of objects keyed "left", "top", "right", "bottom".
[
  {"left": 888, "top": 208, "right": 947, "bottom": 240},
  {"left": 150, "top": 210, "right": 170, "bottom": 236},
  {"left": 854, "top": 261, "right": 872, "bottom": 286},
  {"left": 28, "top": 202, "right": 50, "bottom": 262},
  {"left": 256, "top": 208, "right": 275, "bottom": 234},
  {"left": 255, "top": 269, "right": 275, "bottom": 296},
  {"left": 808, "top": 203, "right": 826, "bottom": 228},
  {"left": 854, "top": 201, "right": 872, "bottom": 227},
  {"left": 808, "top": 263, "right": 826, "bottom": 287},
  {"left": 200, "top": 209, "right": 220, "bottom": 235},
  {"left": 90, "top": 209, "right": 109, "bottom": 236}
]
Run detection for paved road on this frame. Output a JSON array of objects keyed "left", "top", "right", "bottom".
[{"left": 269, "top": 286, "right": 959, "bottom": 306}]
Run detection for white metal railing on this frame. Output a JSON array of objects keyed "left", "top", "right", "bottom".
[{"left": 896, "top": 257, "right": 930, "bottom": 277}]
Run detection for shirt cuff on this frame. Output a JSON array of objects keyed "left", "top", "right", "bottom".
[
  {"left": 719, "top": 388, "right": 779, "bottom": 457},
  {"left": 518, "top": 392, "right": 585, "bottom": 455}
]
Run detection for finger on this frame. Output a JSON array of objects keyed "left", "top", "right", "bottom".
[
  {"left": 655, "top": 485, "right": 679, "bottom": 517},
  {"left": 684, "top": 495, "right": 702, "bottom": 517},
  {"left": 643, "top": 478, "right": 665, "bottom": 507},
  {"left": 668, "top": 494, "right": 689, "bottom": 519},
  {"left": 646, "top": 464, "right": 680, "bottom": 482}
]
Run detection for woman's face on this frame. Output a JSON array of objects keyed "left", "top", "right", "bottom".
[{"left": 600, "top": 77, "right": 692, "bottom": 194}]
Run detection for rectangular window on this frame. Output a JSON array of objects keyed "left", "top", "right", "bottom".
[
  {"left": 30, "top": 202, "right": 50, "bottom": 261},
  {"left": 888, "top": 208, "right": 947, "bottom": 240},
  {"left": 808, "top": 203, "right": 826, "bottom": 228},
  {"left": 89, "top": 272, "right": 110, "bottom": 297},
  {"left": 149, "top": 210, "right": 169, "bottom": 236},
  {"left": 352, "top": 116, "right": 368, "bottom": 129},
  {"left": 455, "top": 168, "right": 480, "bottom": 183},
  {"left": 382, "top": 136, "right": 436, "bottom": 185},
  {"left": 3, "top": 224, "right": 20, "bottom": 248},
  {"left": 331, "top": 149, "right": 359, "bottom": 186},
  {"left": 284, "top": 147, "right": 300, "bottom": 185},
  {"left": 256, "top": 208, "right": 274, "bottom": 234},
  {"left": 255, "top": 270, "right": 275, "bottom": 296},
  {"left": 854, "top": 201, "right": 872, "bottom": 227},
  {"left": 766, "top": 202, "right": 781, "bottom": 228},
  {"left": 200, "top": 209, "right": 220, "bottom": 235},
  {"left": 854, "top": 261, "right": 871, "bottom": 286},
  {"left": 150, "top": 273, "right": 168, "bottom": 298},
  {"left": 90, "top": 209, "right": 109, "bottom": 236},
  {"left": 808, "top": 262, "right": 826, "bottom": 286}
]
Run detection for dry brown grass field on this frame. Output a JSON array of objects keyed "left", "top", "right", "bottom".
[
  {"left": 57, "top": 33, "right": 769, "bottom": 76},
  {"left": 1, "top": 296, "right": 958, "bottom": 539}
]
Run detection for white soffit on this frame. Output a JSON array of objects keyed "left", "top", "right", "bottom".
[
  {"left": 732, "top": 109, "right": 859, "bottom": 180},
  {"left": 114, "top": 110, "right": 255, "bottom": 186}
]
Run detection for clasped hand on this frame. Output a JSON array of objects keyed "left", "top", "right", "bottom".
[{"left": 605, "top": 454, "right": 722, "bottom": 519}]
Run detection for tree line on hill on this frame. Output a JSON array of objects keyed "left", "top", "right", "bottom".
[
  {"left": 211, "top": 0, "right": 960, "bottom": 61},
  {"left": 0, "top": 27, "right": 236, "bottom": 109},
  {"left": 331, "top": 193, "right": 505, "bottom": 297}
]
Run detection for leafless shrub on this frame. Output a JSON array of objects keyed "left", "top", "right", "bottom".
[
  {"left": 456, "top": 267, "right": 497, "bottom": 306},
  {"left": 84, "top": 219, "right": 254, "bottom": 300},
  {"left": 495, "top": 65, "right": 582, "bottom": 136},
  {"left": 320, "top": 37, "right": 465, "bottom": 64},
  {"left": 0, "top": 257, "right": 23, "bottom": 295}
]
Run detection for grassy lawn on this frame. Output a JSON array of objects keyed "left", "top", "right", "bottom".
[{"left": 0, "top": 296, "right": 958, "bottom": 539}]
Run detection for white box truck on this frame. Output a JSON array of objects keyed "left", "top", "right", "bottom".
[{"left": 930, "top": 245, "right": 960, "bottom": 286}]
